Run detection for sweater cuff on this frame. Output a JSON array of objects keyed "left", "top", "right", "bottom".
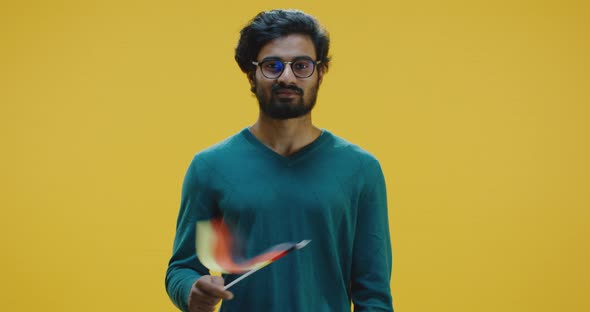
[{"left": 180, "top": 276, "right": 200, "bottom": 312}]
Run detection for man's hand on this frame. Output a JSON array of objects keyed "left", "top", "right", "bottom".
[{"left": 188, "top": 275, "right": 234, "bottom": 312}]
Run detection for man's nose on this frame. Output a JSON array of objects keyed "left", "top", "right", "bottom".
[{"left": 277, "top": 64, "right": 297, "bottom": 84}]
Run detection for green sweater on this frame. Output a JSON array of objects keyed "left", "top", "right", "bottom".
[{"left": 166, "top": 128, "right": 393, "bottom": 311}]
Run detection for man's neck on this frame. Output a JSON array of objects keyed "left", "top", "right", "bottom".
[{"left": 249, "top": 113, "right": 322, "bottom": 157}]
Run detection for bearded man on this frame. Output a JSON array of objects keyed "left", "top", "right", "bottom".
[{"left": 166, "top": 9, "right": 394, "bottom": 312}]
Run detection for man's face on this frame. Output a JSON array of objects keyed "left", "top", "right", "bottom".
[{"left": 250, "top": 34, "right": 323, "bottom": 120}]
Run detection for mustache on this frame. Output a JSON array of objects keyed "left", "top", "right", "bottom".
[{"left": 272, "top": 84, "right": 303, "bottom": 95}]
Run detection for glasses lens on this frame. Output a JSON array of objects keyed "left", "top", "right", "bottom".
[
  {"left": 261, "top": 60, "right": 284, "bottom": 78},
  {"left": 292, "top": 59, "right": 315, "bottom": 78}
]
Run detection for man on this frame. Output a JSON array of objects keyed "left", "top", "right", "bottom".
[{"left": 166, "top": 9, "right": 393, "bottom": 312}]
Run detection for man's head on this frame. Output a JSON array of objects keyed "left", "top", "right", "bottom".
[{"left": 235, "top": 9, "right": 331, "bottom": 120}]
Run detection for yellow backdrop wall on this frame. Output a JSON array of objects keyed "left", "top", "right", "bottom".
[{"left": 1, "top": 0, "right": 589, "bottom": 311}]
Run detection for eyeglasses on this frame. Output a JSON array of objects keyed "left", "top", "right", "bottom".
[{"left": 252, "top": 59, "right": 322, "bottom": 79}]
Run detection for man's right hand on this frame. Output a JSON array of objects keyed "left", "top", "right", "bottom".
[{"left": 188, "top": 275, "right": 234, "bottom": 312}]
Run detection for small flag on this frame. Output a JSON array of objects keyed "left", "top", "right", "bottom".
[{"left": 196, "top": 218, "right": 310, "bottom": 284}]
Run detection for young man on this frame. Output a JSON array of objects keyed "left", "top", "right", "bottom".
[{"left": 166, "top": 9, "right": 393, "bottom": 312}]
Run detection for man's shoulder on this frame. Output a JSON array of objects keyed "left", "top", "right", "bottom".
[
  {"left": 199, "top": 129, "right": 246, "bottom": 155},
  {"left": 324, "top": 130, "right": 381, "bottom": 168},
  {"left": 187, "top": 128, "right": 248, "bottom": 167}
]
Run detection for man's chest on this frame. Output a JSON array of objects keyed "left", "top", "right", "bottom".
[{"left": 211, "top": 165, "right": 361, "bottom": 246}]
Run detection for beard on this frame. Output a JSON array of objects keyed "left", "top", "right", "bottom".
[{"left": 255, "top": 82, "right": 318, "bottom": 120}]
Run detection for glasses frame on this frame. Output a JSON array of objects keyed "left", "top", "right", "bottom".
[{"left": 252, "top": 59, "right": 322, "bottom": 79}]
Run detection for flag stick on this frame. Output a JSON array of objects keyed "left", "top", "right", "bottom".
[
  {"left": 223, "top": 240, "right": 311, "bottom": 290},
  {"left": 224, "top": 264, "right": 267, "bottom": 290}
]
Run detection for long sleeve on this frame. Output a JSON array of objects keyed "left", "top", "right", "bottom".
[
  {"left": 351, "top": 159, "right": 394, "bottom": 311},
  {"left": 165, "top": 156, "right": 217, "bottom": 312}
]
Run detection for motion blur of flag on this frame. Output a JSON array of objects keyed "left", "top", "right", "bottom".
[{"left": 196, "top": 218, "right": 310, "bottom": 274}]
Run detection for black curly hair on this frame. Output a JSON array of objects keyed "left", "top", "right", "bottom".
[{"left": 235, "top": 9, "right": 331, "bottom": 79}]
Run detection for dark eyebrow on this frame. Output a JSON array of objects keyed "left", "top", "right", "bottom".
[
  {"left": 259, "top": 56, "right": 314, "bottom": 62},
  {"left": 260, "top": 56, "right": 282, "bottom": 62},
  {"left": 292, "top": 56, "right": 314, "bottom": 61}
]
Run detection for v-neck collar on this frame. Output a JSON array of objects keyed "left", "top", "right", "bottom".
[{"left": 240, "top": 127, "right": 330, "bottom": 166}]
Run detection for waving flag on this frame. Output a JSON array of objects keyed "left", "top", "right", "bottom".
[{"left": 196, "top": 218, "right": 310, "bottom": 288}]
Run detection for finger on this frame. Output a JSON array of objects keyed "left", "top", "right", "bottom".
[
  {"left": 189, "top": 298, "right": 215, "bottom": 312},
  {"left": 190, "top": 299, "right": 218, "bottom": 312},
  {"left": 196, "top": 294, "right": 220, "bottom": 306},
  {"left": 195, "top": 304, "right": 216, "bottom": 312},
  {"left": 196, "top": 278, "right": 234, "bottom": 300},
  {"left": 211, "top": 275, "right": 225, "bottom": 286},
  {"left": 210, "top": 276, "right": 234, "bottom": 299},
  {"left": 189, "top": 280, "right": 220, "bottom": 311}
]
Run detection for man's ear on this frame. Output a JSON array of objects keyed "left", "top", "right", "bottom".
[
  {"left": 247, "top": 72, "right": 257, "bottom": 93},
  {"left": 318, "top": 67, "right": 325, "bottom": 85},
  {"left": 248, "top": 72, "right": 255, "bottom": 88}
]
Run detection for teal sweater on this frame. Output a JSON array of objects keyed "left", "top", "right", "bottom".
[{"left": 166, "top": 128, "right": 393, "bottom": 311}]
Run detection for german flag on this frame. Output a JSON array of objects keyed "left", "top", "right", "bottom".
[{"left": 196, "top": 218, "right": 310, "bottom": 275}]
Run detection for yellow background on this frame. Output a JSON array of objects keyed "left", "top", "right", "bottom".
[{"left": 1, "top": 0, "right": 589, "bottom": 311}]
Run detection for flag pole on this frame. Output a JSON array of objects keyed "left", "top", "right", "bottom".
[
  {"left": 224, "top": 264, "right": 267, "bottom": 290},
  {"left": 223, "top": 240, "right": 311, "bottom": 290}
]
